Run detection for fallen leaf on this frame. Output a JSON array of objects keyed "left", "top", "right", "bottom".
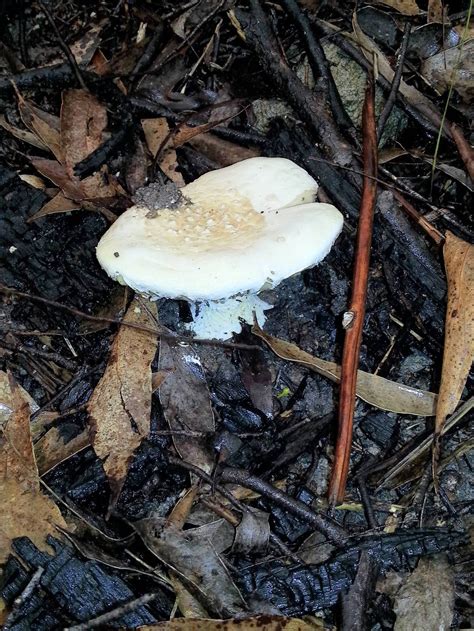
[
  {"left": 0, "top": 373, "right": 67, "bottom": 564},
  {"left": 27, "top": 191, "right": 81, "bottom": 222},
  {"left": 372, "top": 0, "right": 421, "bottom": 15},
  {"left": 87, "top": 298, "right": 158, "bottom": 511},
  {"left": 188, "top": 133, "right": 260, "bottom": 167},
  {"left": 60, "top": 89, "right": 107, "bottom": 178},
  {"left": 252, "top": 324, "right": 437, "bottom": 416},
  {"left": 139, "top": 616, "right": 322, "bottom": 630},
  {"left": 427, "top": 0, "right": 444, "bottom": 22},
  {"left": 232, "top": 508, "right": 270, "bottom": 555},
  {"left": 0, "top": 114, "right": 48, "bottom": 150},
  {"left": 422, "top": 40, "right": 474, "bottom": 102},
  {"left": 141, "top": 118, "right": 185, "bottom": 186},
  {"left": 70, "top": 23, "right": 103, "bottom": 66},
  {"left": 435, "top": 232, "right": 474, "bottom": 435},
  {"left": 35, "top": 426, "right": 90, "bottom": 475},
  {"left": 159, "top": 338, "right": 215, "bottom": 473},
  {"left": 18, "top": 96, "right": 63, "bottom": 162},
  {"left": 134, "top": 515, "right": 247, "bottom": 618},
  {"left": 393, "top": 556, "right": 454, "bottom": 631}
]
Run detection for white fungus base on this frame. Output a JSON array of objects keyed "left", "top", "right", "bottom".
[{"left": 186, "top": 294, "right": 272, "bottom": 340}]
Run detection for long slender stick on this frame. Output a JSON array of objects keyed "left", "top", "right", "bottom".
[{"left": 328, "top": 76, "right": 378, "bottom": 505}]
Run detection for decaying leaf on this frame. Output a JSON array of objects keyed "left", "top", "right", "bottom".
[
  {"left": 232, "top": 508, "right": 270, "bottom": 555},
  {"left": 61, "top": 89, "right": 107, "bottom": 178},
  {"left": 252, "top": 324, "right": 437, "bottom": 416},
  {"left": 422, "top": 40, "right": 474, "bottom": 102},
  {"left": 35, "top": 426, "right": 90, "bottom": 476},
  {"left": 140, "top": 616, "right": 322, "bottom": 630},
  {"left": 0, "top": 372, "right": 67, "bottom": 564},
  {"left": 0, "top": 114, "right": 48, "bottom": 150},
  {"left": 435, "top": 232, "right": 474, "bottom": 435},
  {"left": 134, "top": 515, "right": 247, "bottom": 618},
  {"left": 372, "top": 0, "right": 421, "bottom": 15},
  {"left": 17, "top": 96, "right": 63, "bottom": 162},
  {"left": 141, "top": 118, "right": 185, "bottom": 186},
  {"left": 87, "top": 298, "right": 158, "bottom": 511},
  {"left": 11, "top": 89, "right": 125, "bottom": 220},
  {"left": 393, "top": 556, "right": 454, "bottom": 631},
  {"left": 188, "top": 133, "right": 260, "bottom": 167},
  {"left": 159, "top": 338, "right": 215, "bottom": 473}
]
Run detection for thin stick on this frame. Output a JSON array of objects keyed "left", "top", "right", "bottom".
[
  {"left": 37, "top": 0, "right": 87, "bottom": 91},
  {"left": 0, "top": 284, "right": 260, "bottom": 352},
  {"left": 377, "top": 22, "right": 411, "bottom": 141},
  {"left": 328, "top": 76, "right": 378, "bottom": 505},
  {"left": 64, "top": 593, "right": 158, "bottom": 631}
]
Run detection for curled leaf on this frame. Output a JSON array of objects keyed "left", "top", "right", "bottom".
[{"left": 435, "top": 232, "right": 474, "bottom": 435}]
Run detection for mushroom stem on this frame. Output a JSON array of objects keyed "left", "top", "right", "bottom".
[{"left": 186, "top": 294, "right": 273, "bottom": 340}]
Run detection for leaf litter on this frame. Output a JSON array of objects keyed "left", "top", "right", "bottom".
[
  {"left": 87, "top": 298, "right": 158, "bottom": 514},
  {"left": 0, "top": 372, "right": 67, "bottom": 565},
  {"left": 252, "top": 323, "right": 437, "bottom": 416}
]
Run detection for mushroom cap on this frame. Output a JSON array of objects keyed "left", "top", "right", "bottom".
[{"left": 96, "top": 157, "right": 343, "bottom": 302}]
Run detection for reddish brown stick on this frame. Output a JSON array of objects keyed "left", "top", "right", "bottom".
[
  {"left": 449, "top": 122, "right": 474, "bottom": 181},
  {"left": 328, "top": 77, "right": 378, "bottom": 505}
]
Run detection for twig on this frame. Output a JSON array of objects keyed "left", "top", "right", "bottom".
[
  {"left": 167, "top": 455, "right": 304, "bottom": 562},
  {"left": 64, "top": 593, "right": 158, "bottom": 631},
  {"left": 242, "top": 0, "right": 354, "bottom": 169},
  {"left": 278, "top": 0, "right": 355, "bottom": 137},
  {"left": 0, "top": 284, "right": 261, "bottom": 352},
  {"left": 218, "top": 467, "right": 348, "bottom": 546},
  {"left": 3, "top": 567, "right": 44, "bottom": 630},
  {"left": 328, "top": 76, "right": 378, "bottom": 505},
  {"left": 37, "top": 0, "right": 87, "bottom": 91},
  {"left": 377, "top": 22, "right": 411, "bottom": 141},
  {"left": 449, "top": 122, "right": 474, "bottom": 180},
  {"left": 340, "top": 551, "right": 378, "bottom": 631}
]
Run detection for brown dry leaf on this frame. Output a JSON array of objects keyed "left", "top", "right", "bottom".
[
  {"left": 35, "top": 426, "right": 90, "bottom": 476},
  {"left": 141, "top": 118, "right": 185, "bottom": 186},
  {"left": 252, "top": 324, "right": 437, "bottom": 416},
  {"left": 17, "top": 97, "right": 63, "bottom": 162},
  {"left": 435, "top": 231, "right": 474, "bottom": 435},
  {"left": 188, "top": 133, "right": 260, "bottom": 167},
  {"left": 393, "top": 556, "right": 454, "bottom": 631},
  {"left": 139, "top": 616, "right": 322, "bottom": 630},
  {"left": 372, "top": 0, "right": 421, "bottom": 15},
  {"left": 421, "top": 40, "right": 474, "bottom": 102},
  {"left": 0, "top": 114, "right": 48, "bottom": 150},
  {"left": 0, "top": 373, "right": 67, "bottom": 564},
  {"left": 159, "top": 338, "right": 215, "bottom": 473},
  {"left": 427, "top": 0, "right": 444, "bottom": 22},
  {"left": 27, "top": 191, "right": 81, "bottom": 222},
  {"left": 87, "top": 298, "right": 158, "bottom": 510},
  {"left": 134, "top": 515, "right": 247, "bottom": 618},
  {"left": 30, "top": 158, "right": 85, "bottom": 200},
  {"left": 61, "top": 89, "right": 107, "bottom": 177}
]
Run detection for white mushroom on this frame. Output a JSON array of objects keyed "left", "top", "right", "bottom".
[{"left": 96, "top": 157, "right": 343, "bottom": 339}]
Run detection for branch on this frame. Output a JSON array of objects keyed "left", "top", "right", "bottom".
[{"left": 328, "top": 75, "right": 378, "bottom": 505}]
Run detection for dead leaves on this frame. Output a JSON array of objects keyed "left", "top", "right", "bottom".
[
  {"left": 141, "top": 616, "right": 322, "bottom": 630},
  {"left": 0, "top": 372, "right": 66, "bottom": 564},
  {"left": 9, "top": 89, "right": 124, "bottom": 221},
  {"left": 435, "top": 232, "right": 474, "bottom": 436},
  {"left": 252, "top": 324, "right": 437, "bottom": 416},
  {"left": 158, "top": 338, "right": 215, "bottom": 473},
  {"left": 134, "top": 515, "right": 247, "bottom": 618},
  {"left": 87, "top": 299, "right": 158, "bottom": 512}
]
